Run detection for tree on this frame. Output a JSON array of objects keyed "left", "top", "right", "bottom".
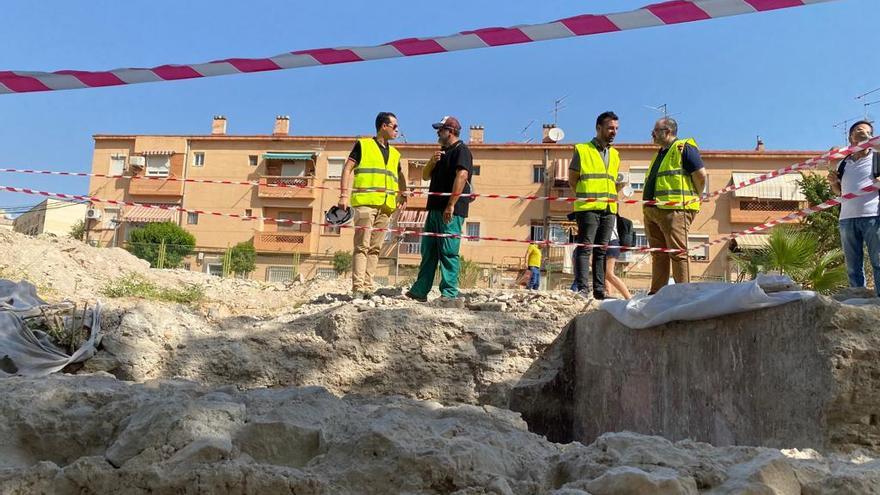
[
  {"left": 226, "top": 240, "right": 256, "bottom": 276},
  {"left": 68, "top": 219, "right": 85, "bottom": 241},
  {"left": 128, "top": 222, "right": 195, "bottom": 268},
  {"left": 731, "top": 224, "right": 847, "bottom": 294},
  {"left": 332, "top": 251, "right": 352, "bottom": 275},
  {"left": 797, "top": 172, "right": 840, "bottom": 253}
]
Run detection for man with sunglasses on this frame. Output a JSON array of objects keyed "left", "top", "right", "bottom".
[
  {"left": 406, "top": 116, "right": 474, "bottom": 303},
  {"left": 642, "top": 117, "right": 707, "bottom": 294},
  {"left": 338, "top": 111, "right": 407, "bottom": 298}
]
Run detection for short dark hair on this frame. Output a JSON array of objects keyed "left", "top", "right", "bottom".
[
  {"left": 660, "top": 117, "right": 678, "bottom": 136},
  {"left": 849, "top": 120, "right": 874, "bottom": 136},
  {"left": 375, "top": 112, "right": 397, "bottom": 132},
  {"left": 596, "top": 111, "right": 619, "bottom": 127}
]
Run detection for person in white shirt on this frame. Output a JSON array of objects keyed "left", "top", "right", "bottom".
[{"left": 826, "top": 120, "right": 880, "bottom": 296}]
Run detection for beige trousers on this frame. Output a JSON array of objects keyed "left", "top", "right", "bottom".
[{"left": 352, "top": 206, "right": 391, "bottom": 292}]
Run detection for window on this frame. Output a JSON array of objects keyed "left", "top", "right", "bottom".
[
  {"left": 327, "top": 157, "right": 345, "bottom": 180},
  {"left": 207, "top": 263, "right": 223, "bottom": 277},
  {"left": 248, "top": 155, "right": 258, "bottom": 167},
  {"left": 466, "top": 222, "right": 480, "bottom": 242},
  {"left": 187, "top": 212, "right": 199, "bottom": 225},
  {"left": 245, "top": 209, "right": 252, "bottom": 218},
  {"left": 145, "top": 155, "right": 170, "bottom": 177},
  {"left": 109, "top": 155, "right": 126, "bottom": 176},
  {"left": 182, "top": 262, "right": 192, "bottom": 271},
  {"left": 103, "top": 207, "right": 120, "bottom": 228},
  {"left": 533, "top": 165, "right": 546, "bottom": 184},
  {"left": 316, "top": 267, "right": 337, "bottom": 279},
  {"left": 323, "top": 224, "right": 341, "bottom": 235},
  {"left": 688, "top": 234, "right": 710, "bottom": 261},
  {"left": 277, "top": 211, "right": 304, "bottom": 231},
  {"left": 193, "top": 152, "right": 205, "bottom": 167},
  {"left": 530, "top": 224, "right": 545, "bottom": 242},
  {"left": 628, "top": 167, "right": 649, "bottom": 191},
  {"left": 472, "top": 165, "right": 481, "bottom": 176},
  {"left": 266, "top": 266, "right": 294, "bottom": 283},
  {"left": 634, "top": 227, "right": 649, "bottom": 248}
]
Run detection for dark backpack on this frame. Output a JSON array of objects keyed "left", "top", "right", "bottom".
[{"left": 616, "top": 215, "right": 636, "bottom": 248}]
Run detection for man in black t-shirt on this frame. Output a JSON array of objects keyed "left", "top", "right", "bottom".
[{"left": 406, "top": 116, "right": 473, "bottom": 302}]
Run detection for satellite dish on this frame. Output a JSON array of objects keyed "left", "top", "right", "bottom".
[{"left": 548, "top": 127, "right": 565, "bottom": 142}]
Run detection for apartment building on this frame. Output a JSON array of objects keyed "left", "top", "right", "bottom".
[
  {"left": 86, "top": 116, "right": 817, "bottom": 289},
  {"left": 13, "top": 199, "right": 87, "bottom": 237}
]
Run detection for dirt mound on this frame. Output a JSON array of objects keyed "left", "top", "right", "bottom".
[
  {"left": 83, "top": 288, "right": 592, "bottom": 407},
  {"left": 1, "top": 375, "right": 877, "bottom": 495}
]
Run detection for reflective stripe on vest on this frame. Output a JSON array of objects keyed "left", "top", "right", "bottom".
[
  {"left": 652, "top": 138, "right": 700, "bottom": 211},
  {"left": 573, "top": 142, "right": 620, "bottom": 214},
  {"left": 350, "top": 138, "right": 400, "bottom": 210}
]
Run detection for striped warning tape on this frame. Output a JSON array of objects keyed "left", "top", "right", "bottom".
[
  {"left": 0, "top": 0, "right": 834, "bottom": 95},
  {"left": 2, "top": 180, "right": 877, "bottom": 255},
  {"left": 1, "top": 136, "right": 877, "bottom": 207}
]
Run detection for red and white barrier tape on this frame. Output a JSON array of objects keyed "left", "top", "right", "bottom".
[
  {"left": 2, "top": 136, "right": 877, "bottom": 207},
  {"left": 694, "top": 180, "right": 880, "bottom": 250},
  {"left": 0, "top": 183, "right": 683, "bottom": 253},
  {"left": 1, "top": 180, "right": 877, "bottom": 255},
  {"left": 0, "top": 0, "right": 833, "bottom": 95}
]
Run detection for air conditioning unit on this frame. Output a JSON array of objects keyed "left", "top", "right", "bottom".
[
  {"left": 129, "top": 156, "right": 146, "bottom": 168},
  {"left": 85, "top": 209, "right": 102, "bottom": 220},
  {"left": 197, "top": 252, "right": 205, "bottom": 261}
]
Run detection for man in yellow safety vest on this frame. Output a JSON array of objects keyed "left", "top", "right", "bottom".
[
  {"left": 568, "top": 111, "right": 622, "bottom": 300},
  {"left": 642, "top": 117, "right": 708, "bottom": 294},
  {"left": 338, "top": 112, "right": 407, "bottom": 298}
]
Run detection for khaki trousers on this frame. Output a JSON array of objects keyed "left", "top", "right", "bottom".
[
  {"left": 643, "top": 206, "right": 696, "bottom": 294},
  {"left": 352, "top": 206, "right": 391, "bottom": 292}
]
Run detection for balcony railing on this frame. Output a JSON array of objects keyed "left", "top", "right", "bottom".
[
  {"left": 257, "top": 176, "right": 316, "bottom": 199},
  {"left": 128, "top": 175, "right": 184, "bottom": 196},
  {"left": 405, "top": 185, "right": 430, "bottom": 209},
  {"left": 253, "top": 232, "right": 310, "bottom": 253},
  {"left": 399, "top": 242, "right": 421, "bottom": 256}
]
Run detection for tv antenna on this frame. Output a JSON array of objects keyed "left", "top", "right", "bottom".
[
  {"left": 863, "top": 99, "right": 880, "bottom": 120},
  {"left": 519, "top": 119, "right": 535, "bottom": 143},
  {"left": 551, "top": 95, "right": 568, "bottom": 126},
  {"left": 833, "top": 115, "right": 863, "bottom": 144},
  {"left": 855, "top": 86, "right": 880, "bottom": 101}
]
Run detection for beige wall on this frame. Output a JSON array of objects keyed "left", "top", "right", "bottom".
[
  {"left": 87, "top": 131, "right": 821, "bottom": 285},
  {"left": 13, "top": 199, "right": 87, "bottom": 237}
]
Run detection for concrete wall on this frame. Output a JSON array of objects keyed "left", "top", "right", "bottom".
[{"left": 511, "top": 297, "right": 880, "bottom": 452}]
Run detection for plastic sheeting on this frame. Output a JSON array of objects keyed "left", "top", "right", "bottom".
[
  {"left": 0, "top": 280, "right": 101, "bottom": 377},
  {"left": 600, "top": 274, "right": 814, "bottom": 329}
]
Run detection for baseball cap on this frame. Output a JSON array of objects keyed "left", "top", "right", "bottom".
[{"left": 431, "top": 116, "right": 462, "bottom": 132}]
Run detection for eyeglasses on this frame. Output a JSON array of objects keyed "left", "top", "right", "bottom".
[
  {"left": 651, "top": 128, "right": 669, "bottom": 134},
  {"left": 385, "top": 123, "right": 399, "bottom": 130}
]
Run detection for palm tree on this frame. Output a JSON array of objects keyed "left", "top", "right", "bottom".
[{"left": 730, "top": 225, "right": 847, "bottom": 294}]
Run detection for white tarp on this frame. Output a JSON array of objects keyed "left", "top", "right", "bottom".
[
  {"left": 600, "top": 274, "right": 814, "bottom": 329},
  {"left": 0, "top": 280, "right": 101, "bottom": 377}
]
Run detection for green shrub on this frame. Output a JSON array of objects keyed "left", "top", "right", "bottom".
[{"left": 127, "top": 222, "right": 196, "bottom": 268}]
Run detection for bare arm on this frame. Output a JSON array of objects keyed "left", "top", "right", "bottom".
[
  {"left": 397, "top": 164, "right": 408, "bottom": 207},
  {"left": 568, "top": 169, "right": 580, "bottom": 193},
  {"left": 337, "top": 158, "right": 357, "bottom": 209},
  {"left": 443, "top": 169, "right": 469, "bottom": 223},
  {"left": 828, "top": 169, "right": 841, "bottom": 195},
  {"left": 690, "top": 168, "right": 708, "bottom": 197},
  {"left": 422, "top": 151, "right": 442, "bottom": 181}
]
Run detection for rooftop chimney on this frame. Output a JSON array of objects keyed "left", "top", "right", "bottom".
[
  {"left": 542, "top": 124, "right": 556, "bottom": 143},
  {"left": 755, "top": 135, "right": 765, "bottom": 152},
  {"left": 469, "top": 125, "right": 484, "bottom": 144},
  {"left": 274, "top": 115, "right": 290, "bottom": 136},
  {"left": 211, "top": 115, "right": 227, "bottom": 135}
]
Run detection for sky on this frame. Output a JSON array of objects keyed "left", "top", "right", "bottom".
[{"left": 0, "top": 0, "right": 876, "bottom": 211}]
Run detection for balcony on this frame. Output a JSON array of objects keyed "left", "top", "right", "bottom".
[
  {"left": 257, "top": 176, "right": 316, "bottom": 200},
  {"left": 253, "top": 231, "right": 311, "bottom": 253},
  {"left": 729, "top": 199, "right": 803, "bottom": 224},
  {"left": 128, "top": 175, "right": 184, "bottom": 197},
  {"left": 398, "top": 242, "right": 421, "bottom": 257}
]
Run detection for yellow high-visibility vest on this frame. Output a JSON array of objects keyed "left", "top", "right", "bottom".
[
  {"left": 350, "top": 138, "right": 400, "bottom": 211},
  {"left": 573, "top": 141, "right": 619, "bottom": 214},
  {"left": 651, "top": 138, "right": 700, "bottom": 211}
]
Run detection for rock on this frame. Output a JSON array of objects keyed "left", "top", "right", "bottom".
[
  {"left": 582, "top": 466, "right": 698, "bottom": 495},
  {"left": 469, "top": 302, "right": 507, "bottom": 312}
]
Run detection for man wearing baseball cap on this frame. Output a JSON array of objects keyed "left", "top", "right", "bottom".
[{"left": 406, "top": 116, "right": 474, "bottom": 303}]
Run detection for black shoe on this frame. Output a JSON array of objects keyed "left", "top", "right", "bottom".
[
  {"left": 405, "top": 291, "right": 427, "bottom": 302},
  {"left": 593, "top": 292, "right": 606, "bottom": 300}
]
